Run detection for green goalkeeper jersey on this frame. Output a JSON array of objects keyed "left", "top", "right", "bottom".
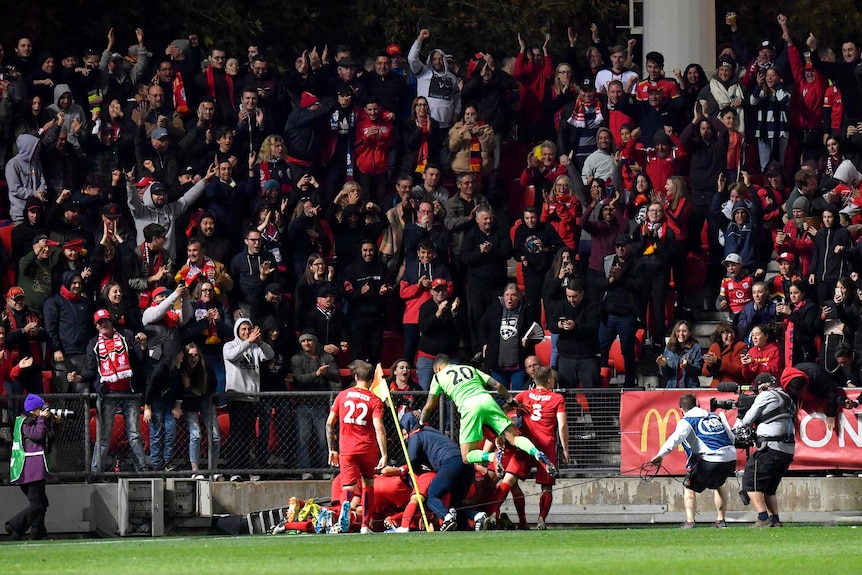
[{"left": 429, "top": 364, "right": 491, "bottom": 410}]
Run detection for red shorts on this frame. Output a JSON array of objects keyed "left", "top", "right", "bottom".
[
  {"left": 506, "top": 445, "right": 557, "bottom": 485},
  {"left": 340, "top": 452, "right": 378, "bottom": 486}
]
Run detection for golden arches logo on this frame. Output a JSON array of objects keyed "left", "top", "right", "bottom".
[{"left": 640, "top": 408, "right": 682, "bottom": 452}]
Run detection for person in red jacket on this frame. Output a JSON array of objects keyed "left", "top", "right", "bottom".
[
  {"left": 540, "top": 175, "right": 581, "bottom": 251},
  {"left": 775, "top": 197, "right": 815, "bottom": 277},
  {"left": 514, "top": 32, "right": 554, "bottom": 142},
  {"left": 779, "top": 14, "right": 828, "bottom": 167},
  {"left": 630, "top": 127, "right": 686, "bottom": 194},
  {"left": 354, "top": 98, "right": 394, "bottom": 203},
  {"left": 741, "top": 325, "right": 782, "bottom": 381},
  {"left": 519, "top": 141, "right": 567, "bottom": 211}
]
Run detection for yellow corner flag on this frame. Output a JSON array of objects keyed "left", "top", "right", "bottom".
[
  {"left": 372, "top": 363, "right": 430, "bottom": 532},
  {"left": 369, "top": 363, "right": 390, "bottom": 402}
]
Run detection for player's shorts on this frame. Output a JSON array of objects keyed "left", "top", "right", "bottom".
[
  {"left": 742, "top": 447, "right": 793, "bottom": 495},
  {"left": 684, "top": 459, "right": 736, "bottom": 493},
  {"left": 459, "top": 394, "right": 513, "bottom": 444},
  {"left": 340, "top": 452, "right": 379, "bottom": 487},
  {"left": 506, "top": 443, "right": 557, "bottom": 485}
]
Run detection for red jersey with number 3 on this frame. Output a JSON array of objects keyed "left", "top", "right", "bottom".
[
  {"left": 515, "top": 389, "right": 564, "bottom": 451},
  {"left": 331, "top": 387, "right": 384, "bottom": 455}
]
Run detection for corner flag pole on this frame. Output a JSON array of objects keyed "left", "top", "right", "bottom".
[{"left": 370, "top": 363, "right": 431, "bottom": 532}]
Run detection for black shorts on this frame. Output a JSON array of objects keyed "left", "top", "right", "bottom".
[
  {"left": 685, "top": 459, "right": 736, "bottom": 493},
  {"left": 742, "top": 447, "right": 794, "bottom": 495}
]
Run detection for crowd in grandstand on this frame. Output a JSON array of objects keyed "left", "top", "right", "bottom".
[{"left": 1, "top": 12, "right": 862, "bottom": 496}]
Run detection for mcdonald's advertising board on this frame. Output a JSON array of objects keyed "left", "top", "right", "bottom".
[{"left": 620, "top": 390, "right": 862, "bottom": 475}]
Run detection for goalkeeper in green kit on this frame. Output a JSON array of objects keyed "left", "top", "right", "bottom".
[{"left": 418, "top": 354, "right": 557, "bottom": 478}]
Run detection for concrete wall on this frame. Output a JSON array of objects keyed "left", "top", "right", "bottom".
[
  {"left": 643, "top": 0, "right": 716, "bottom": 77},
  {"left": 3, "top": 476, "right": 861, "bottom": 535}
]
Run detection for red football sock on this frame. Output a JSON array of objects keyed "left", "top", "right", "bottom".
[
  {"left": 539, "top": 491, "right": 553, "bottom": 520},
  {"left": 513, "top": 493, "right": 527, "bottom": 525},
  {"left": 490, "top": 482, "right": 512, "bottom": 516},
  {"left": 341, "top": 488, "right": 354, "bottom": 507},
  {"left": 401, "top": 501, "right": 417, "bottom": 528},
  {"left": 361, "top": 486, "right": 374, "bottom": 527}
]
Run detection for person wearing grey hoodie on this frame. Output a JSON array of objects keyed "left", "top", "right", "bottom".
[
  {"left": 408, "top": 29, "right": 461, "bottom": 129},
  {"left": 5, "top": 133, "right": 47, "bottom": 222},
  {"left": 222, "top": 317, "right": 274, "bottom": 480},
  {"left": 45, "top": 83, "right": 88, "bottom": 150},
  {"left": 126, "top": 163, "right": 215, "bottom": 262}
]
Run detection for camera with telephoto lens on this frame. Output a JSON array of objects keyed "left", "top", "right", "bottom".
[
  {"left": 710, "top": 382, "right": 761, "bottom": 448},
  {"left": 48, "top": 408, "right": 76, "bottom": 419}
]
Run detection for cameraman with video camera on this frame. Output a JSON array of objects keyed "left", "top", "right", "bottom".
[
  {"left": 736, "top": 372, "right": 795, "bottom": 528},
  {"left": 650, "top": 393, "right": 737, "bottom": 529},
  {"left": 6, "top": 394, "right": 62, "bottom": 540}
]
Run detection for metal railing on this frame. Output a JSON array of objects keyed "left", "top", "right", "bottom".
[{"left": 0, "top": 389, "right": 623, "bottom": 482}]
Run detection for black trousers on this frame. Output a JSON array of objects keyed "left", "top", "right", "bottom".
[{"left": 7, "top": 480, "right": 48, "bottom": 538}]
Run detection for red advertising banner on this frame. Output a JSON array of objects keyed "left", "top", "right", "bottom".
[{"left": 620, "top": 389, "right": 862, "bottom": 475}]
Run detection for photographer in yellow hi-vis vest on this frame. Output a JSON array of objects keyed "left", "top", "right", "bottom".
[{"left": 6, "top": 393, "right": 61, "bottom": 541}]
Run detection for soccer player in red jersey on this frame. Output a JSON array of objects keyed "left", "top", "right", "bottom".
[
  {"left": 497, "top": 366, "right": 569, "bottom": 529},
  {"left": 326, "top": 360, "right": 387, "bottom": 533}
]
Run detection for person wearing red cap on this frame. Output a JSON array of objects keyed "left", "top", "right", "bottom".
[
  {"left": 142, "top": 282, "right": 193, "bottom": 364},
  {"left": 285, "top": 90, "right": 334, "bottom": 184},
  {"left": 768, "top": 252, "right": 802, "bottom": 302},
  {"left": 84, "top": 309, "right": 149, "bottom": 473}
]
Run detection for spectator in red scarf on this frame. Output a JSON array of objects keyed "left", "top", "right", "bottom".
[
  {"left": 85, "top": 309, "right": 149, "bottom": 472},
  {"left": 174, "top": 236, "right": 233, "bottom": 303},
  {"left": 448, "top": 105, "right": 495, "bottom": 179},
  {"left": 195, "top": 48, "right": 235, "bottom": 127}
]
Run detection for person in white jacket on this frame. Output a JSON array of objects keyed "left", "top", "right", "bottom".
[
  {"left": 407, "top": 29, "right": 461, "bottom": 129},
  {"left": 222, "top": 317, "right": 274, "bottom": 481},
  {"left": 650, "top": 393, "right": 737, "bottom": 529}
]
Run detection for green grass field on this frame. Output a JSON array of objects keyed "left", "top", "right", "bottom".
[{"left": 2, "top": 527, "right": 861, "bottom": 574}]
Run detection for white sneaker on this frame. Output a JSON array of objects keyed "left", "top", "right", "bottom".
[
  {"left": 249, "top": 474, "right": 262, "bottom": 482},
  {"left": 474, "top": 511, "right": 493, "bottom": 531},
  {"left": 191, "top": 473, "right": 205, "bottom": 480},
  {"left": 301, "top": 473, "right": 314, "bottom": 480},
  {"left": 360, "top": 526, "right": 373, "bottom": 534},
  {"left": 229, "top": 474, "right": 242, "bottom": 482},
  {"left": 537, "top": 517, "right": 547, "bottom": 530},
  {"left": 394, "top": 526, "right": 410, "bottom": 533},
  {"left": 212, "top": 473, "right": 224, "bottom": 482}
]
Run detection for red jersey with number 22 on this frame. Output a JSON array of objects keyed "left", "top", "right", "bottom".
[
  {"left": 515, "top": 389, "right": 564, "bottom": 452},
  {"left": 331, "top": 387, "right": 384, "bottom": 455}
]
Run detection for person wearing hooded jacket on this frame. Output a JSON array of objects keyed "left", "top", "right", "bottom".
[
  {"left": 723, "top": 198, "right": 763, "bottom": 270},
  {"left": 808, "top": 204, "right": 853, "bottom": 304},
  {"left": 408, "top": 29, "right": 461, "bottom": 129},
  {"left": 45, "top": 83, "right": 88, "bottom": 150},
  {"left": 222, "top": 317, "right": 274, "bottom": 481},
  {"left": 126, "top": 162, "right": 215, "bottom": 262},
  {"left": 5, "top": 133, "right": 47, "bottom": 223}
]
